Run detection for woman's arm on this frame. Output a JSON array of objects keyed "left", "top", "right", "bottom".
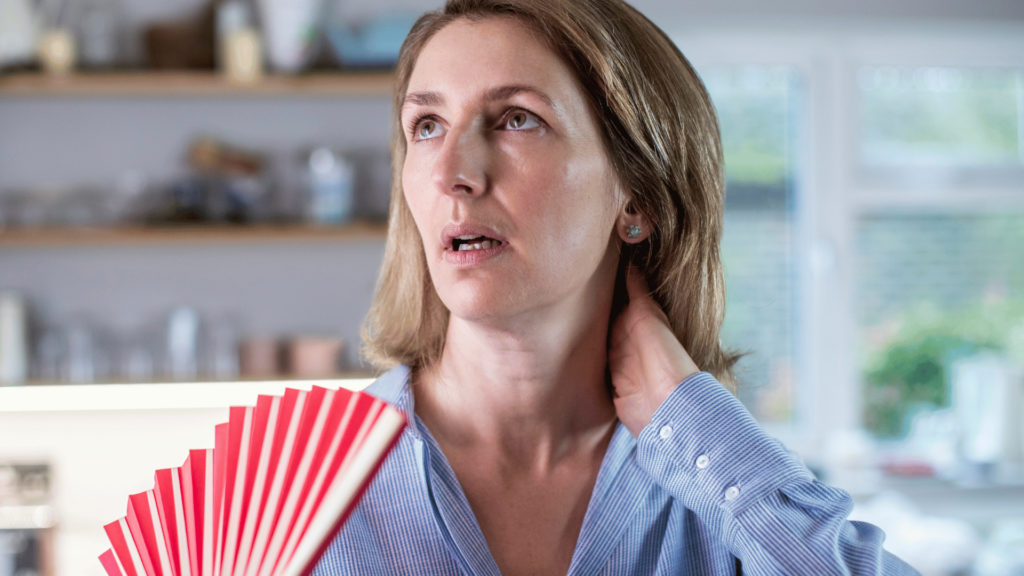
[
  {"left": 609, "top": 266, "right": 919, "bottom": 575},
  {"left": 637, "top": 371, "right": 918, "bottom": 575}
]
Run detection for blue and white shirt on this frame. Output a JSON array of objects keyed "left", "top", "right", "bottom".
[{"left": 313, "top": 366, "right": 919, "bottom": 575}]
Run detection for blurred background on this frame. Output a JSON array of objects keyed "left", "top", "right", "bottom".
[{"left": 0, "top": 0, "right": 1022, "bottom": 573}]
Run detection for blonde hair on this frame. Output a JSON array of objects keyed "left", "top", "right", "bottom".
[{"left": 362, "top": 0, "right": 739, "bottom": 390}]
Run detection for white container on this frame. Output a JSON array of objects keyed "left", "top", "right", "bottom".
[
  {"left": 306, "top": 148, "right": 355, "bottom": 225},
  {"left": 257, "top": 0, "right": 323, "bottom": 72},
  {"left": 951, "top": 354, "right": 1024, "bottom": 484},
  {"left": 0, "top": 0, "right": 38, "bottom": 67},
  {"left": 0, "top": 292, "right": 28, "bottom": 385}
]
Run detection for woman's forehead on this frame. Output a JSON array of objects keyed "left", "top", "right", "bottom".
[{"left": 405, "top": 17, "right": 582, "bottom": 111}]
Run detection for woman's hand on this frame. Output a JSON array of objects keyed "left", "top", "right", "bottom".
[{"left": 609, "top": 265, "right": 700, "bottom": 437}]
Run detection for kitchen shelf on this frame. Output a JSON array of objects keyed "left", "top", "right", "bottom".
[
  {"left": 0, "top": 377, "right": 375, "bottom": 412},
  {"left": 0, "top": 71, "right": 395, "bottom": 98},
  {"left": 855, "top": 477, "right": 1024, "bottom": 531},
  {"left": 0, "top": 221, "right": 388, "bottom": 247}
]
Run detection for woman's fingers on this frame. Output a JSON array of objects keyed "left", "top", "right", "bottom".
[
  {"left": 623, "top": 264, "right": 672, "bottom": 327},
  {"left": 624, "top": 263, "right": 651, "bottom": 304}
]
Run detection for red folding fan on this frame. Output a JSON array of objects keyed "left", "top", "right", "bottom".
[{"left": 99, "top": 386, "right": 405, "bottom": 576}]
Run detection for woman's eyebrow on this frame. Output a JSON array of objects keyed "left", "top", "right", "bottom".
[
  {"left": 484, "top": 85, "right": 554, "bottom": 108},
  {"left": 404, "top": 91, "right": 444, "bottom": 108},
  {"left": 402, "top": 85, "right": 554, "bottom": 109}
]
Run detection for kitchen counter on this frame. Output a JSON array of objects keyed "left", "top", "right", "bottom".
[{"left": 0, "top": 377, "right": 374, "bottom": 576}]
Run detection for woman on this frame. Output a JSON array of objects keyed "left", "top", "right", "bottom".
[{"left": 314, "top": 0, "right": 919, "bottom": 573}]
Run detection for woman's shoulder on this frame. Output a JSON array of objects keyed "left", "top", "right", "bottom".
[{"left": 361, "top": 364, "right": 413, "bottom": 407}]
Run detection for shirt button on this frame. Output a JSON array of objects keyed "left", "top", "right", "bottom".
[
  {"left": 695, "top": 454, "right": 710, "bottom": 469},
  {"left": 724, "top": 486, "right": 740, "bottom": 501},
  {"left": 659, "top": 425, "right": 674, "bottom": 439}
]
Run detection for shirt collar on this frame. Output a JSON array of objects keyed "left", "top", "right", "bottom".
[
  {"left": 366, "top": 364, "right": 654, "bottom": 576},
  {"left": 365, "top": 364, "right": 424, "bottom": 440}
]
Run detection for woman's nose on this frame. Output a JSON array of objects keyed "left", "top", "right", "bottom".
[{"left": 431, "top": 125, "right": 487, "bottom": 198}]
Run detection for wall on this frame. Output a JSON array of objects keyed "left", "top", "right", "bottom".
[
  {"left": 0, "top": 240, "right": 386, "bottom": 368},
  {"left": 0, "top": 97, "right": 392, "bottom": 190},
  {"left": 0, "top": 97, "right": 393, "bottom": 370},
  {"left": 1, "top": 408, "right": 230, "bottom": 576}
]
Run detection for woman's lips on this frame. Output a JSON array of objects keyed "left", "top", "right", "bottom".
[
  {"left": 441, "top": 223, "right": 507, "bottom": 248},
  {"left": 440, "top": 223, "right": 509, "bottom": 266},
  {"left": 443, "top": 240, "right": 509, "bottom": 266}
]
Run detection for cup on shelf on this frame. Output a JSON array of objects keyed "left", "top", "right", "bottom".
[
  {"left": 64, "top": 319, "right": 111, "bottom": 384},
  {"left": 287, "top": 336, "right": 345, "bottom": 378},
  {"left": 239, "top": 336, "right": 281, "bottom": 378},
  {"left": 204, "top": 315, "right": 240, "bottom": 380}
]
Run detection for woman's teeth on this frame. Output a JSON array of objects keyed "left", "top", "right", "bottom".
[
  {"left": 453, "top": 235, "right": 501, "bottom": 251},
  {"left": 457, "top": 239, "right": 497, "bottom": 251}
]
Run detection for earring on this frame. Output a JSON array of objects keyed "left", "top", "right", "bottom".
[{"left": 627, "top": 224, "right": 641, "bottom": 239}]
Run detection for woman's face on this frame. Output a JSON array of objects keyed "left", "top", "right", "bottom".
[{"left": 401, "top": 17, "right": 626, "bottom": 325}]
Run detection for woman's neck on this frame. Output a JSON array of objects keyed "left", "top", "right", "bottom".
[{"left": 414, "top": 274, "right": 619, "bottom": 471}]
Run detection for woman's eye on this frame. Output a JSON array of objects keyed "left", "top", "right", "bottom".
[
  {"left": 416, "top": 120, "right": 443, "bottom": 140},
  {"left": 504, "top": 111, "right": 540, "bottom": 131}
]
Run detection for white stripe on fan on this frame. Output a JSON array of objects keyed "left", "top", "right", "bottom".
[
  {"left": 119, "top": 517, "right": 148, "bottom": 576},
  {"left": 203, "top": 450, "right": 214, "bottom": 576},
  {"left": 245, "top": 391, "right": 308, "bottom": 576},
  {"left": 275, "top": 393, "right": 360, "bottom": 570},
  {"left": 221, "top": 407, "right": 254, "bottom": 576},
  {"left": 235, "top": 396, "right": 280, "bottom": 576},
  {"left": 215, "top": 431, "right": 226, "bottom": 576},
  {"left": 333, "top": 401, "right": 382, "bottom": 486},
  {"left": 146, "top": 490, "right": 174, "bottom": 576},
  {"left": 258, "top": 390, "right": 336, "bottom": 576},
  {"left": 171, "top": 469, "right": 191, "bottom": 576}
]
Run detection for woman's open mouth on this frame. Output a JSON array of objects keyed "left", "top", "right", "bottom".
[
  {"left": 452, "top": 235, "right": 503, "bottom": 251},
  {"left": 444, "top": 233, "right": 508, "bottom": 266}
]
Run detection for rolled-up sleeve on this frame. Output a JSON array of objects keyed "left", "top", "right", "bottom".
[{"left": 636, "top": 372, "right": 920, "bottom": 576}]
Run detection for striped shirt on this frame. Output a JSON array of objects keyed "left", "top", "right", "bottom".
[{"left": 313, "top": 366, "right": 920, "bottom": 575}]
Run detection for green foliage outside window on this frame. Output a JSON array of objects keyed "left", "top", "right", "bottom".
[{"left": 863, "top": 300, "right": 1024, "bottom": 438}]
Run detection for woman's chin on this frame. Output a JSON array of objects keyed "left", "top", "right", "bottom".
[
  {"left": 443, "top": 296, "right": 515, "bottom": 326},
  {"left": 438, "top": 284, "right": 532, "bottom": 327}
]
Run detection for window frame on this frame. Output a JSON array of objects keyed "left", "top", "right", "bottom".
[{"left": 670, "top": 21, "right": 1024, "bottom": 468}]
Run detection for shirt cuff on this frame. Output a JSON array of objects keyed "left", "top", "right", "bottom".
[{"left": 635, "top": 372, "right": 813, "bottom": 545}]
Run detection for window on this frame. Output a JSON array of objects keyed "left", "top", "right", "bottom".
[
  {"left": 858, "top": 66, "right": 1023, "bottom": 167},
  {"left": 703, "top": 66, "right": 801, "bottom": 423},
  {"left": 674, "top": 27, "right": 1024, "bottom": 470},
  {"left": 858, "top": 212, "right": 1024, "bottom": 437}
]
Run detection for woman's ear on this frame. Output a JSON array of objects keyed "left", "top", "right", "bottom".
[{"left": 616, "top": 202, "right": 650, "bottom": 244}]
